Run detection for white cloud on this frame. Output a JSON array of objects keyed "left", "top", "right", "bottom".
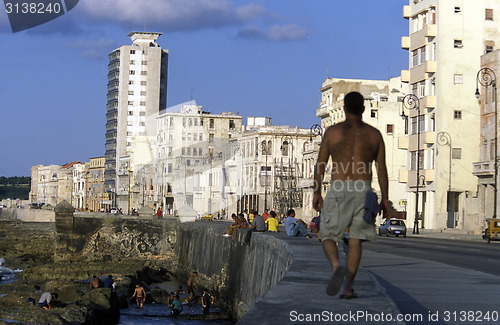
[
  {"left": 237, "top": 24, "right": 309, "bottom": 42},
  {"left": 67, "top": 38, "right": 119, "bottom": 59},
  {"left": 79, "top": 0, "right": 268, "bottom": 31}
]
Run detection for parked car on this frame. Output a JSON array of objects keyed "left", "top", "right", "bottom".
[
  {"left": 0, "top": 204, "right": 7, "bottom": 209},
  {"left": 378, "top": 219, "right": 407, "bottom": 237}
]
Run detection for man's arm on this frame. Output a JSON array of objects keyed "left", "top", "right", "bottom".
[
  {"left": 312, "top": 128, "right": 331, "bottom": 212},
  {"left": 375, "top": 132, "right": 390, "bottom": 216}
]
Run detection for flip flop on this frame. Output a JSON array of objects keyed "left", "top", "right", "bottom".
[
  {"left": 340, "top": 290, "right": 358, "bottom": 299},
  {"left": 326, "top": 266, "right": 346, "bottom": 296}
]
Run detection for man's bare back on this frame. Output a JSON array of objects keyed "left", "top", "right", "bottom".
[{"left": 326, "top": 120, "right": 382, "bottom": 181}]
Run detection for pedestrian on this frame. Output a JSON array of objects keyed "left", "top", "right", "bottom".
[
  {"left": 131, "top": 284, "right": 146, "bottom": 308},
  {"left": 284, "top": 209, "right": 311, "bottom": 238},
  {"left": 251, "top": 211, "right": 266, "bottom": 232},
  {"left": 184, "top": 271, "right": 199, "bottom": 303},
  {"left": 265, "top": 210, "right": 279, "bottom": 232},
  {"left": 38, "top": 292, "right": 58, "bottom": 310},
  {"left": 313, "top": 91, "right": 390, "bottom": 298},
  {"left": 261, "top": 209, "right": 270, "bottom": 220},
  {"left": 201, "top": 289, "right": 215, "bottom": 314},
  {"left": 156, "top": 207, "right": 163, "bottom": 218},
  {"left": 171, "top": 294, "right": 183, "bottom": 315}
]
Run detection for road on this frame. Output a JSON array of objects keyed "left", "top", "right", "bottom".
[
  {"left": 364, "top": 236, "right": 500, "bottom": 276},
  {"left": 360, "top": 236, "right": 500, "bottom": 324}
]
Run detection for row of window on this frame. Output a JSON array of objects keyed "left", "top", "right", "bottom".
[
  {"left": 127, "top": 111, "right": 146, "bottom": 116},
  {"left": 128, "top": 101, "right": 146, "bottom": 106},
  {"left": 129, "top": 80, "right": 147, "bottom": 86},
  {"left": 129, "top": 70, "right": 147, "bottom": 75},
  {"left": 409, "top": 148, "right": 462, "bottom": 171},
  {"left": 182, "top": 133, "right": 204, "bottom": 142},
  {"left": 130, "top": 60, "right": 147, "bottom": 65}
]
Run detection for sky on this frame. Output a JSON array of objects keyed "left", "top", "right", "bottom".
[{"left": 0, "top": 0, "right": 408, "bottom": 176}]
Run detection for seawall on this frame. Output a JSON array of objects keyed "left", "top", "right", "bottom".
[
  {"left": 50, "top": 202, "right": 293, "bottom": 320},
  {"left": 0, "top": 207, "right": 54, "bottom": 222}
]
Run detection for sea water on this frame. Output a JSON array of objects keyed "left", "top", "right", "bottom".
[{"left": 0, "top": 258, "right": 21, "bottom": 285}]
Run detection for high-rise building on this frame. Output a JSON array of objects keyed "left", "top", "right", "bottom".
[
  {"left": 401, "top": 1, "right": 500, "bottom": 231},
  {"left": 104, "top": 32, "right": 169, "bottom": 208}
]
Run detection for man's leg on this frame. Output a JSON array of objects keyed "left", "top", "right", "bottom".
[
  {"left": 290, "top": 224, "right": 300, "bottom": 237},
  {"left": 297, "top": 223, "right": 308, "bottom": 237},
  {"left": 322, "top": 239, "right": 339, "bottom": 271},
  {"left": 342, "top": 238, "right": 362, "bottom": 296}
]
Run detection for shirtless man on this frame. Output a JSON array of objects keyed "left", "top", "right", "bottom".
[
  {"left": 184, "top": 271, "right": 199, "bottom": 303},
  {"left": 313, "top": 91, "right": 389, "bottom": 298},
  {"left": 131, "top": 284, "right": 146, "bottom": 308}
]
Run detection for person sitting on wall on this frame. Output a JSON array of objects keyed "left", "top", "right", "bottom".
[
  {"left": 251, "top": 211, "right": 267, "bottom": 232},
  {"left": 284, "top": 209, "right": 312, "bottom": 238},
  {"left": 224, "top": 214, "right": 242, "bottom": 238},
  {"left": 265, "top": 210, "right": 280, "bottom": 232}
]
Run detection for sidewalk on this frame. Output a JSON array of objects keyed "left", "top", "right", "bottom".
[
  {"left": 238, "top": 232, "right": 404, "bottom": 325},
  {"left": 406, "top": 228, "right": 484, "bottom": 242}
]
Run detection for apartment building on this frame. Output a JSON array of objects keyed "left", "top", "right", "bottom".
[
  {"left": 313, "top": 77, "right": 408, "bottom": 223},
  {"left": 104, "top": 32, "right": 169, "bottom": 209},
  {"left": 401, "top": 1, "right": 500, "bottom": 231}
]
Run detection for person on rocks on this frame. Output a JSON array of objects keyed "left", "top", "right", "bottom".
[
  {"left": 184, "top": 271, "right": 199, "bottom": 303},
  {"left": 90, "top": 275, "right": 102, "bottom": 289},
  {"left": 131, "top": 284, "right": 146, "bottom": 308},
  {"left": 38, "top": 292, "right": 58, "bottom": 310},
  {"left": 201, "top": 289, "right": 215, "bottom": 314},
  {"left": 171, "top": 294, "right": 183, "bottom": 315},
  {"left": 103, "top": 274, "right": 115, "bottom": 289}
]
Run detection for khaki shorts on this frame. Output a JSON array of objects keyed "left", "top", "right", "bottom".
[{"left": 321, "top": 180, "right": 376, "bottom": 242}]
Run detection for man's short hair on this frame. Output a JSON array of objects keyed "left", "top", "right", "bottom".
[
  {"left": 287, "top": 209, "right": 295, "bottom": 216},
  {"left": 344, "top": 92, "right": 365, "bottom": 115},
  {"left": 270, "top": 211, "right": 277, "bottom": 217}
]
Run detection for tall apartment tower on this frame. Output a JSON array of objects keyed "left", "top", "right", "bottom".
[
  {"left": 104, "top": 32, "right": 169, "bottom": 205},
  {"left": 401, "top": 1, "right": 500, "bottom": 231}
]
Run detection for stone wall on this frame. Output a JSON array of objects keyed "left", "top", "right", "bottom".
[{"left": 0, "top": 207, "right": 54, "bottom": 222}]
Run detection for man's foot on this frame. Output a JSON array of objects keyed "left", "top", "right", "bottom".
[
  {"left": 305, "top": 234, "right": 312, "bottom": 238},
  {"left": 340, "top": 290, "right": 358, "bottom": 299},
  {"left": 326, "top": 266, "right": 346, "bottom": 296}
]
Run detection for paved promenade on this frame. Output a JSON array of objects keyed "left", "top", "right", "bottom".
[{"left": 237, "top": 228, "right": 499, "bottom": 325}]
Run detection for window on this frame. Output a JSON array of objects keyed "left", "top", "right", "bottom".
[
  {"left": 386, "top": 124, "right": 394, "bottom": 134},
  {"left": 182, "top": 118, "right": 186, "bottom": 127},
  {"left": 486, "top": 8, "right": 494, "bottom": 21},
  {"left": 411, "top": 117, "right": 417, "bottom": 135},
  {"left": 485, "top": 40, "right": 495, "bottom": 53},
  {"left": 139, "top": 112, "right": 145, "bottom": 116},
  {"left": 229, "top": 120, "right": 235, "bottom": 130},
  {"left": 140, "top": 91, "right": 146, "bottom": 96},
  {"left": 420, "top": 46, "right": 426, "bottom": 64},
  {"left": 454, "top": 110, "right": 462, "bottom": 119},
  {"left": 141, "top": 71, "right": 147, "bottom": 75},
  {"left": 139, "top": 122, "right": 145, "bottom": 126},
  {"left": 128, "top": 91, "right": 134, "bottom": 95},
  {"left": 454, "top": 74, "right": 463, "bottom": 84},
  {"left": 130, "top": 60, "right": 135, "bottom": 65},
  {"left": 129, "top": 81, "right": 134, "bottom": 85},
  {"left": 209, "top": 133, "right": 214, "bottom": 143},
  {"left": 167, "top": 163, "right": 172, "bottom": 173},
  {"left": 130, "top": 50, "right": 135, "bottom": 54},
  {"left": 490, "top": 140, "right": 496, "bottom": 160},
  {"left": 140, "top": 101, "right": 146, "bottom": 106},
  {"left": 454, "top": 6, "right": 461, "bottom": 14},
  {"left": 182, "top": 133, "right": 186, "bottom": 141},
  {"left": 187, "top": 148, "right": 191, "bottom": 155},
  {"left": 193, "top": 147, "right": 197, "bottom": 156},
  {"left": 194, "top": 119, "right": 198, "bottom": 126},
  {"left": 452, "top": 148, "right": 462, "bottom": 159},
  {"left": 199, "top": 133, "right": 203, "bottom": 141},
  {"left": 209, "top": 119, "right": 215, "bottom": 129},
  {"left": 370, "top": 109, "right": 378, "bottom": 118},
  {"left": 187, "top": 133, "right": 192, "bottom": 141},
  {"left": 141, "top": 81, "right": 147, "bottom": 86},
  {"left": 454, "top": 40, "right": 463, "bottom": 48},
  {"left": 193, "top": 133, "right": 198, "bottom": 141},
  {"left": 127, "top": 111, "right": 133, "bottom": 116},
  {"left": 141, "top": 60, "right": 148, "bottom": 65},
  {"left": 128, "top": 101, "right": 134, "bottom": 105},
  {"left": 199, "top": 148, "right": 202, "bottom": 156},
  {"left": 188, "top": 118, "right": 193, "bottom": 126},
  {"left": 129, "top": 70, "right": 135, "bottom": 75},
  {"left": 168, "top": 147, "right": 173, "bottom": 157},
  {"left": 182, "top": 148, "right": 185, "bottom": 155}
]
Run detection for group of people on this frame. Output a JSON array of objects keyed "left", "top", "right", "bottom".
[{"left": 166, "top": 271, "right": 215, "bottom": 315}]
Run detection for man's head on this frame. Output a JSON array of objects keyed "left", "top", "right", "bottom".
[
  {"left": 287, "top": 209, "right": 295, "bottom": 217},
  {"left": 193, "top": 271, "right": 198, "bottom": 277},
  {"left": 344, "top": 91, "right": 365, "bottom": 115},
  {"left": 270, "top": 210, "right": 277, "bottom": 218},
  {"left": 51, "top": 293, "right": 58, "bottom": 299}
]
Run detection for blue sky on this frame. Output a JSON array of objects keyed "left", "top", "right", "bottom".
[{"left": 0, "top": 0, "right": 408, "bottom": 176}]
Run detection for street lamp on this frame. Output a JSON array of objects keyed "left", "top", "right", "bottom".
[
  {"left": 258, "top": 141, "right": 269, "bottom": 211},
  {"left": 309, "top": 124, "right": 323, "bottom": 141},
  {"left": 403, "top": 94, "right": 421, "bottom": 234},
  {"left": 204, "top": 151, "right": 213, "bottom": 215},
  {"left": 437, "top": 131, "right": 453, "bottom": 226},
  {"left": 280, "top": 135, "right": 294, "bottom": 209},
  {"left": 234, "top": 148, "right": 243, "bottom": 214},
  {"left": 476, "top": 67, "right": 498, "bottom": 218}
]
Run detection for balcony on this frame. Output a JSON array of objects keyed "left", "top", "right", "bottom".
[
  {"left": 421, "top": 95, "right": 436, "bottom": 108},
  {"left": 401, "top": 36, "right": 410, "bottom": 50},
  {"left": 398, "top": 136, "right": 409, "bottom": 150},
  {"left": 403, "top": 5, "right": 411, "bottom": 19},
  {"left": 316, "top": 105, "right": 329, "bottom": 118},
  {"left": 407, "top": 169, "right": 435, "bottom": 187},
  {"left": 398, "top": 169, "right": 408, "bottom": 183},
  {"left": 410, "top": 60, "right": 436, "bottom": 84},
  {"left": 473, "top": 161, "right": 494, "bottom": 177},
  {"left": 410, "top": 24, "right": 437, "bottom": 50},
  {"left": 401, "top": 70, "right": 410, "bottom": 82}
]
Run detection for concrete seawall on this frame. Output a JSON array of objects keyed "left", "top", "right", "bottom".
[
  {"left": 49, "top": 204, "right": 293, "bottom": 320},
  {"left": 0, "top": 207, "right": 54, "bottom": 222}
]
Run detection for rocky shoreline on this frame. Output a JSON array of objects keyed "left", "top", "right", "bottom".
[{"left": 0, "top": 219, "right": 172, "bottom": 325}]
